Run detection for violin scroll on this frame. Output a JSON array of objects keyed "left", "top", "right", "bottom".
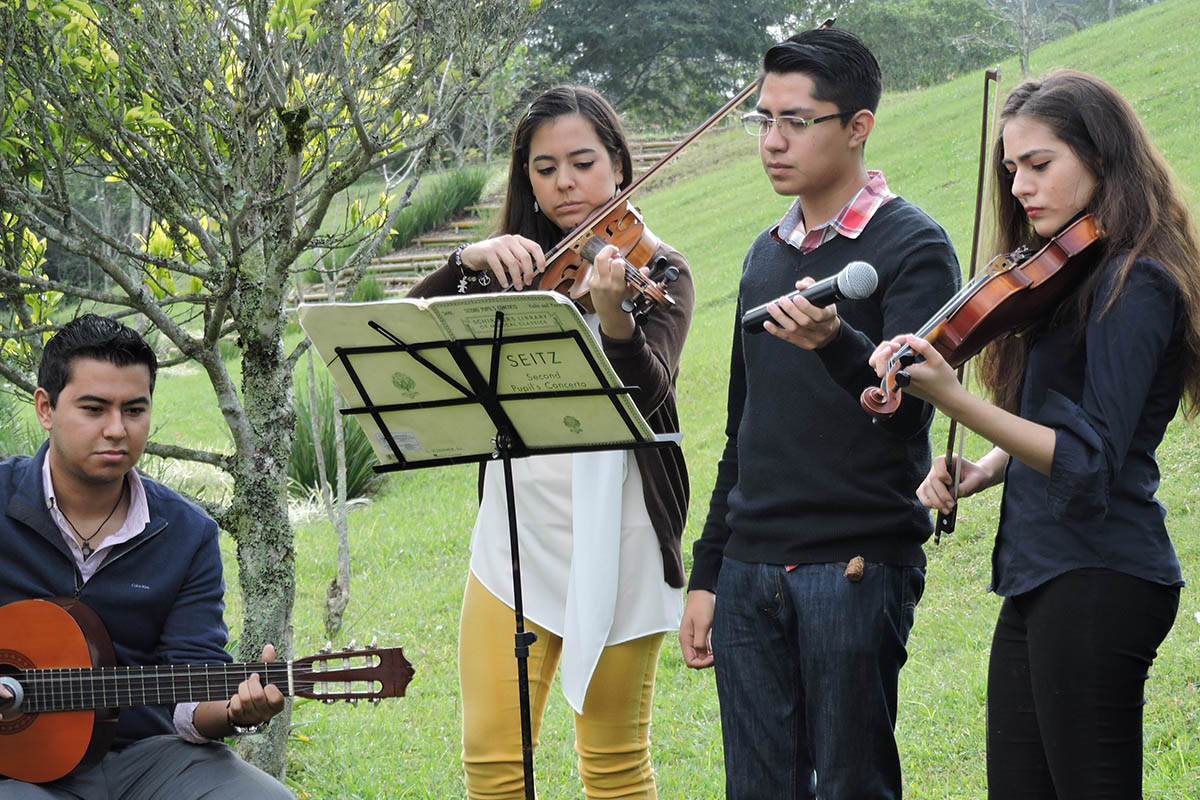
[
  {"left": 860, "top": 385, "right": 901, "bottom": 418},
  {"left": 860, "top": 347, "right": 918, "bottom": 419}
]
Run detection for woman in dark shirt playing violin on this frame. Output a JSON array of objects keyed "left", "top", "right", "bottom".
[
  {"left": 409, "top": 85, "right": 693, "bottom": 799},
  {"left": 870, "top": 70, "right": 1200, "bottom": 798}
]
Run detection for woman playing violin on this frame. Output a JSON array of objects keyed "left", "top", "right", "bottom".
[
  {"left": 408, "top": 85, "right": 694, "bottom": 799},
  {"left": 870, "top": 70, "right": 1200, "bottom": 798}
]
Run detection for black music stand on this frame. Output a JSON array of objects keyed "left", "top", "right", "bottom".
[{"left": 299, "top": 293, "right": 673, "bottom": 799}]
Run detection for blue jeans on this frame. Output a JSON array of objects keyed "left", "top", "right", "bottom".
[{"left": 712, "top": 556, "right": 924, "bottom": 800}]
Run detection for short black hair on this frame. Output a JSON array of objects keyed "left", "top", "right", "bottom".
[
  {"left": 38, "top": 314, "right": 158, "bottom": 406},
  {"left": 763, "top": 28, "right": 882, "bottom": 118}
]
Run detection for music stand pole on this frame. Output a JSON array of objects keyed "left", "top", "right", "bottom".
[{"left": 496, "top": 426, "right": 538, "bottom": 800}]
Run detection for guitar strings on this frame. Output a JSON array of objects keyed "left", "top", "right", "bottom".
[{"left": 11, "top": 662, "right": 384, "bottom": 712}]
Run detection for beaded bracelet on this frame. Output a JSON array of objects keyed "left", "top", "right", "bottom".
[{"left": 454, "top": 244, "right": 491, "bottom": 294}]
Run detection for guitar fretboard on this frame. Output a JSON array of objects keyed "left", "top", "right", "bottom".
[{"left": 13, "top": 662, "right": 296, "bottom": 713}]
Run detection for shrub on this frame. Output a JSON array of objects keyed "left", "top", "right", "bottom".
[
  {"left": 289, "top": 371, "right": 379, "bottom": 500},
  {"left": 388, "top": 165, "right": 488, "bottom": 250},
  {"left": 0, "top": 391, "right": 42, "bottom": 457},
  {"left": 350, "top": 275, "right": 386, "bottom": 302}
]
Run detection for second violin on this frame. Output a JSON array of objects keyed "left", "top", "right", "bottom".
[{"left": 861, "top": 213, "right": 1105, "bottom": 418}]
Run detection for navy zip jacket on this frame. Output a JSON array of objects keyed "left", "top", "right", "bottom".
[{"left": 1, "top": 443, "right": 231, "bottom": 750}]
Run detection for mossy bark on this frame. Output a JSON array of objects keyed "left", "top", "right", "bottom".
[{"left": 231, "top": 329, "right": 296, "bottom": 771}]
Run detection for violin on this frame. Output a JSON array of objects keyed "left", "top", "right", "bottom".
[
  {"left": 535, "top": 200, "right": 679, "bottom": 317},
  {"left": 860, "top": 213, "right": 1105, "bottom": 419}
]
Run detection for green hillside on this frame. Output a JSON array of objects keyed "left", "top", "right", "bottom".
[{"left": 246, "top": 1, "right": 1200, "bottom": 795}]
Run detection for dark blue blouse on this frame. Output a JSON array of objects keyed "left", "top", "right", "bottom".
[{"left": 991, "top": 255, "right": 1186, "bottom": 597}]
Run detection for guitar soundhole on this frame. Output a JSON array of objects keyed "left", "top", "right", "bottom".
[
  {"left": 1, "top": 651, "right": 38, "bottom": 734},
  {"left": 0, "top": 711, "right": 37, "bottom": 734}
]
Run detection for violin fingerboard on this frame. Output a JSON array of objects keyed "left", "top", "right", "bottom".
[{"left": 577, "top": 236, "right": 605, "bottom": 263}]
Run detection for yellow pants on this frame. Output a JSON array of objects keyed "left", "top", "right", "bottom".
[{"left": 459, "top": 573, "right": 664, "bottom": 799}]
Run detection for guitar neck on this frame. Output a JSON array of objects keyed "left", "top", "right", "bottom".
[{"left": 15, "top": 662, "right": 296, "bottom": 713}]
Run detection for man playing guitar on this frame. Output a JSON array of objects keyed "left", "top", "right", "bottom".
[{"left": 0, "top": 314, "right": 292, "bottom": 799}]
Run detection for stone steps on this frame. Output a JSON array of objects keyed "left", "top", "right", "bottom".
[{"left": 296, "top": 134, "right": 683, "bottom": 303}]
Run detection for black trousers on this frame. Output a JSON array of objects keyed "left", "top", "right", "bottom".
[{"left": 987, "top": 567, "right": 1179, "bottom": 799}]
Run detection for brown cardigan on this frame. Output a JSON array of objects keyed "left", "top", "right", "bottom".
[{"left": 408, "top": 243, "right": 694, "bottom": 587}]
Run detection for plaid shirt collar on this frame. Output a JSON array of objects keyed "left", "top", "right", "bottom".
[{"left": 772, "top": 170, "right": 895, "bottom": 254}]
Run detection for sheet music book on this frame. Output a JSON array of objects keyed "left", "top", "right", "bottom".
[{"left": 298, "top": 291, "right": 657, "bottom": 465}]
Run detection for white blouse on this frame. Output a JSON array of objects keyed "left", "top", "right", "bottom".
[{"left": 470, "top": 448, "right": 681, "bottom": 713}]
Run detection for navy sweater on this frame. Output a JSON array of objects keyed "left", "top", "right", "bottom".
[
  {"left": 690, "top": 198, "right": 961, "bottom": 591},
  {"left": 1, "top": 444, "right": 231, "bottom": 749}
]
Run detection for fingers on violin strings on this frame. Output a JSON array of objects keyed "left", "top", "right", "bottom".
[
  {"left": 905, "top": 334, "right": 940, "bottom": 362},
  {"left": 505, "top": 241, "right": 536, "bottom": 289},
  {"left": 519, "top": 238, "right": 546, "bottom": 275},
  {"left": 611, "top": 256, "right": 634, "bottom": 284},
  {"left": 482, "top": 250, "right": 510, "bottom": 289},
  {"left": 595, "top": 244, "right": 619, "bottom": 273},
  {"left": 869, "top": 343, "right": 893, "bottom": 374},
  {"left": 597, "top": 252, "right": 629, "bottom": 289}
]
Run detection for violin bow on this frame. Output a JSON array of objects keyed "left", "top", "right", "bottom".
[
  {"left": 541, "top": 18, "right": 838, "bottom": 266},
  {"left": 935, "top": 67, "right": 1000, "bottom": 543}
]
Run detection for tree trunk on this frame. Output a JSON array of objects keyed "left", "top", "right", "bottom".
[{"left": 227, "top": 253, "right": 297, "bottom": 776}]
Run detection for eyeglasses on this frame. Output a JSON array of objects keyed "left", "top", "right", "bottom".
[{"left": 741, "top": 111, "right": 851, "bottom": 137}]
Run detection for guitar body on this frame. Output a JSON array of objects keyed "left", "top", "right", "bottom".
[{"left": 0, "top": 597, "right": 118, "bottom": 784}]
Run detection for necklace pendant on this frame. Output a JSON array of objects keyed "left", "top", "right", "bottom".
[{"left": 81, "top": 542, "right": 93, "bottom": 559}]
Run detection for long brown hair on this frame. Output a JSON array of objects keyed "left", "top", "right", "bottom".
[
  {"left": 497, "top": 85, "right": 633, "bottom": 251},
  {"left": 977, "top": 70, "right": 1200, "bottom": 417}
]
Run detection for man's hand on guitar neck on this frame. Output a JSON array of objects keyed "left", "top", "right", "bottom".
[{"left": 193, "top": 644, "right": 287, "bottom": 739}]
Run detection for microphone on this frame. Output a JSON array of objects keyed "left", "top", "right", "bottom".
[{"left": 741, "top": 260, "right": 877, "bottom": 334}]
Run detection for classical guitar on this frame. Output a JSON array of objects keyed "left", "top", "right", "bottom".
[{"left": 0, "top": 597, "right": 414, "bottom": 784}]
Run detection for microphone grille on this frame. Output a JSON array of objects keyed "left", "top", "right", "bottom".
[{"left": 836, "top": 261, "right": 878, "bottom": 299}]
